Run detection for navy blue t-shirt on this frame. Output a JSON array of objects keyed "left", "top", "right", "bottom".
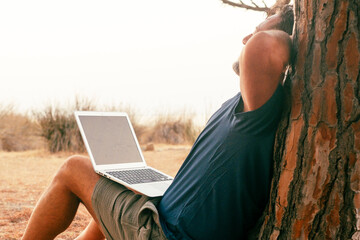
[{"left": 158, "top": 85, "right": 284, "bottom": 240}]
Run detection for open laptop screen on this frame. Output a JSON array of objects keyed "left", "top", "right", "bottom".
[{"left": 78, "top": 115, "right": 143, "bottom": 165}]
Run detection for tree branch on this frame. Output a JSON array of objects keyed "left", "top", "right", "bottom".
[
  {"left": 220, "top": 0, "right": 269, "bottom": 12},
  {"left": 262, "top": 0, "right": 268, "bottom": 9},
  {"left": 221, "top": 0, "right": 291, "bottom": 15},
  {"left": 250, "top": 0, "right": 260, "bottom": 8}
]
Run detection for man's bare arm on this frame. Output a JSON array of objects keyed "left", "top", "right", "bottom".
[{"left": 237, "top": 30, "right": 292, "bottom": 112}]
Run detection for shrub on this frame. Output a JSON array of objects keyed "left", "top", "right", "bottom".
[
  {"left": 36, "top": 97, "right": 142, "bottom": 153},
  {"left": 0, "top": 105, "right": 43, "bottom": 151},
  {"left": 1, "top": 98, "right": 201, "bottom": 152},
  {"left": 35, "top": 97, "right": 96, "bottom": 153},
  {"left": 36, "top": 107, "right": 85, "bottom": 153},
  {"left": 141, "top": 112, "right": 201, "bottom": 145}
]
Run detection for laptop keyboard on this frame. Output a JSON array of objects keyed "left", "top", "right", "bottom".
[{"left": 107, "top": 168, "right": 172, "bottom": 185}]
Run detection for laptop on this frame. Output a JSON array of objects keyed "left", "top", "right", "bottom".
[{"left": 74, "top": 111, "right": 173, "bottom": 197}]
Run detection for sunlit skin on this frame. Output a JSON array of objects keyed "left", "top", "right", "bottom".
[
  {"left": 233, "top": 14, "right": 292, "bottom": 112},
  {"left": 232, "top": 14, "right": 287, "bottom": 76},
  {"left": 22, "top": 155, "right": 105, "bottom": 240},
  {"left": 22, "top": 15, "right": 292, "bottom": 240}
]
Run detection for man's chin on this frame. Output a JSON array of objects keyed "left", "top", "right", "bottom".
[{"left": 232, "top": 61, "right": 240, "bottom": 76}]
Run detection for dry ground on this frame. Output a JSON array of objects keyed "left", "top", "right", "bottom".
[{"left": 0, "top": 144, "right": 190, "bottom": 239}]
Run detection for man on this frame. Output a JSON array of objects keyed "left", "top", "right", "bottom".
[{"left": 23, "top": 5, "right": 294, "bottom": 240}]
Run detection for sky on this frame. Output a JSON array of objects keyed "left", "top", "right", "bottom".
[{"left": 0, "top": 0, "right": 269, "bottom": 124}]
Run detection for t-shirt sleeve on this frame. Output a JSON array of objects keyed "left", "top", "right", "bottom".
[{"left": 233, "top": 84, "right": 285, "bottom": 135}]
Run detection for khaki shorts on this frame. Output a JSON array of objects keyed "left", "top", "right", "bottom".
[{"left": 92, "top": 177, "right": 167, "bottom": 240}]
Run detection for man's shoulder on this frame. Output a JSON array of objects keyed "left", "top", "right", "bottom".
[{"left": 242, "top": 30, "right": 292, "bottom": 71}]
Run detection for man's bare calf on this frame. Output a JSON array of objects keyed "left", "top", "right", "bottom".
[{"left": 22, "top": 155, "right": 104, "bottom": 240}]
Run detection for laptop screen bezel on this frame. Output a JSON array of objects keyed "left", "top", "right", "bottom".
[{"left": 74, "top": 111, "right": 147, "bottom": 171}]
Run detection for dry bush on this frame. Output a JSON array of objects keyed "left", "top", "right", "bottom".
[
  {"left": 0, "top": 105, "right": 43, "bottom": 151},
  {"left": 36, "top": 107, "right": 86, "bottom": 153},
  {"left": 1, "top": 97, "right": 200, "bottom": 152},
  {"left": 140, "top": 113, "right": 201, "bottom": 145},
  {"left": 35, "top": 97, "right": 143, "bottom": 153},
  {"left": 35, "top": 97, "right": 96, "bottom": 153}
]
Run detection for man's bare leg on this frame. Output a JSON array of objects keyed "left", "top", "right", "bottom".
[
  {"left": 75, "top": 219, "right": 105, "bottom": 240},
  {"left": 22, "top": 155, "right": 104, "bottom": 240}
]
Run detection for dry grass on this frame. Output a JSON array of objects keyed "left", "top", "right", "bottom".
[
  {"left": 36, "top": 106, "right": 87, "bottom": 153},
  {"left": 138, "top": 112, "right": 201, "bottom": 145},
  {"left": 0, "top": 100, "right": 201, "bottom": 153},
  {"left": 35, "top": 97, "right": 98, "bottom": 153},
  {"left": 0, "top": 150, "right": 90, "bottom": 239},
  {"left": 0, "top": 105, "right": 44, "bottom": 152},
  {"left": 0, "top": 145, "right": 190, "bottom": 239}
]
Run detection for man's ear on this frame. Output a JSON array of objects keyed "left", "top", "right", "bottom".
[{"left": 232, "top": 61, "right": 240, "bottom": 76}]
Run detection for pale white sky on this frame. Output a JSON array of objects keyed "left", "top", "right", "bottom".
[{"left": 0, "top": 0, "right": 270, "bottom": 123}]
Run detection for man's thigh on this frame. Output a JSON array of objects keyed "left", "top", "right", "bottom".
[{"left": 92, "top": 177, "right": 167, "bottom": 240}]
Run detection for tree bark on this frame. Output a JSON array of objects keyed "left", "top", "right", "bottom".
[{"left": 257, "top": 0, "right": 360, "bottom": 239}]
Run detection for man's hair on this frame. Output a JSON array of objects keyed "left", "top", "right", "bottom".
[{"left": 275, "top": 4, "right": 294, "bottom": 35}]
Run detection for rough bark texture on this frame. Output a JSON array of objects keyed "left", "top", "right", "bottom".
[{"left": 257, "top": 0, "right": 360, "bottom": 239}]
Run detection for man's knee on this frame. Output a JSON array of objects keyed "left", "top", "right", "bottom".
[
  {"left": 51, "top": 155, "right": 100, "bottom": 217},
  {"left": 55, "top": 155, "right": 93, "bottom": 186}
]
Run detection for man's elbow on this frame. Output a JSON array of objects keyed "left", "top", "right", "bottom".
[{"left": 243, "top": 31, "right": 290, "bottom": 70}]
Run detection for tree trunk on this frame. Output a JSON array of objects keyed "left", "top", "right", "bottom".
[{"left": 257, "top": 0, "right": 360, "bottom": 239}]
